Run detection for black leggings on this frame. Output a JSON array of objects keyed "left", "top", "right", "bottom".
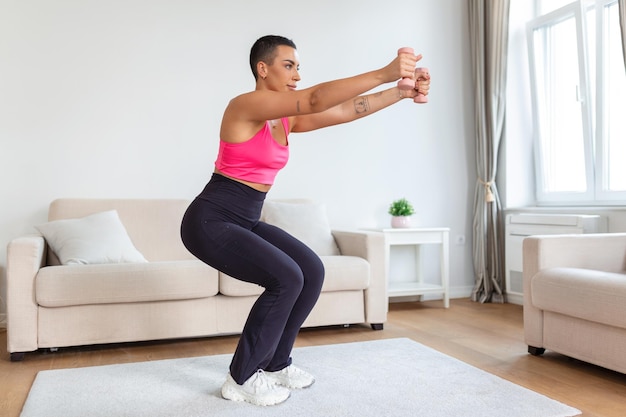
[{"left": 180, "top": 173, "right": 325, "bottom": 385}]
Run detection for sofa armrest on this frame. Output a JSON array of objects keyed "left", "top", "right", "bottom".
[
  {"left": 522, "top": 233, "right": 626, "bottom": 348},
  {"left": 332, "top": 230, "right": 387, "bottom": 325},
  {"left": 6, "top": 235, "right": 47, "bottom": 355}
]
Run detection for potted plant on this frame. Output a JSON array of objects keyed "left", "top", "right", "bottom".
[{"left": 388, "top": 198, "right": 415, "bottom": 228}]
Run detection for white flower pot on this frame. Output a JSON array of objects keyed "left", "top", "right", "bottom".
[{"left": 391, "top": 216, "right": 412, "bottom": 228}]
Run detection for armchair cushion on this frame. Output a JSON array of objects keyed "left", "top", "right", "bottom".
[
  {"left": 532, "top": 267, "right": 626, "bottom": 329},
  {"left": 35, "top": 210, "right": 147, "bottom": 265}
]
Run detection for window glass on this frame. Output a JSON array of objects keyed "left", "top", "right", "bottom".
[
  {"left": 535, "top": 17, "right": 587, "bottom": 192},
  {"left": 603, "top": 2, "right": 626, "bottom": 192}
]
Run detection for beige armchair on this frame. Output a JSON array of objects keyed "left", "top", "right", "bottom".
[{"left": 523, "top": 233, "right": 626, "bottom": 374}]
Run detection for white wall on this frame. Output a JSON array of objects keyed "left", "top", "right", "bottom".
[{"left": 0, "top": 0, "right": 476, "bottom": 321}]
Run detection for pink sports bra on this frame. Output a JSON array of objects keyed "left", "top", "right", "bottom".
[{"left": 215, "top": 118, "right": 290, "bottom": 185}]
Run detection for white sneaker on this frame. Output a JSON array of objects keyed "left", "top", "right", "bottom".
[
  {"left": 265, "top": 364, "right": 315, "bottom": 389},
  {"left": 221, "top": 370, "right": 290, "bottom": 406}
]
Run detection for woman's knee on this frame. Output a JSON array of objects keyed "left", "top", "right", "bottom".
[
  {"left": 302, "top": 252, "right": 325, "bottom": 289},
  {"left": 266, "top": 260, "right": 305, "bottom": 298}
]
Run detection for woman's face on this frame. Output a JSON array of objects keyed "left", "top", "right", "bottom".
[{"left": 263, "top": 45, "right": 301, "bottom": 92}]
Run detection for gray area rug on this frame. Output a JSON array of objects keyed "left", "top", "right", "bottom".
[{"left": 21, "top": 338, "right": 580, "bottom": 417}]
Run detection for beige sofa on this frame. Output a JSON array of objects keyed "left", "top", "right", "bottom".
[
  {"left": 523, "top": 233, "right": 626, "bottom": 374},
  {"left": 7, "top": 198, "right": 387, "bottom": 361}
]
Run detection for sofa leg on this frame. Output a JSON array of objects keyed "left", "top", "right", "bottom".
[
  {"left": 370, "top": 323, "right": 384, "bottom": 331},
  {"left": 10, "top": 352, "right": 26, "bottom": 362},
  {"left": 528, "top": 346, "right": 546, "bottom": 356}
]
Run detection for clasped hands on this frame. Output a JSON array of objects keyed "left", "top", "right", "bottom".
[{"left": 394, "top": 51, "right": 430, "bottom": 100}]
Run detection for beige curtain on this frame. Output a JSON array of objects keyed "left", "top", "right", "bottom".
[
  {"left": 617, "top": 0, "right": 626, "bottom": 68},
  {"left": 468, "top": 0, "right": 510, "bottom": 303}
]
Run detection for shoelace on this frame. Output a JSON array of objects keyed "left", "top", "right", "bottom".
[{"left": 248, "top": 370, "right": 275, "bottom": 391}]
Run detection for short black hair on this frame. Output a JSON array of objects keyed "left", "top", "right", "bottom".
[{"left": 249, "top": 35, "right": 297, "bottom": 80}]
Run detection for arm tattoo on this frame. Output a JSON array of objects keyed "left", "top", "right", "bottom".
[
  {"left": 296, "top": 100, "right": 301, "bottom": 113},
  {"left": 354, "top": 96, "right": 370, "bottom": 114}
]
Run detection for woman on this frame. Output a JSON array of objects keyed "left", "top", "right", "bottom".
[{"left": 180, "top": 35, "right": 429, "bottom": 406}]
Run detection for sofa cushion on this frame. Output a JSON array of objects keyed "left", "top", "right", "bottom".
[
  {"left": 219, "top": 255, "right": 370, "bottom": 296},
  {"left": 36, "top": 210, "right": 147, "bottom": 265},
  {"left": 36, "top": 260, "right": 218, "bottom": 307},
  {"left": 531, "top": 267, "right": 626, "bottom": 329},
  {"left": 261, "top": 200, "right": 340, "bottom": 256}
]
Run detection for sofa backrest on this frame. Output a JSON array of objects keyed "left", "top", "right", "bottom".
[{"left": 48, "top": 199, "right": 195, "bottom": 262}]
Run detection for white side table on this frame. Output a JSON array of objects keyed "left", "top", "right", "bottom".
[{"left": 369, "top": 228, "right": 450, "bottom": 308}]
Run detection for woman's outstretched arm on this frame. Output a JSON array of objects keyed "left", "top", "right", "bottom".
[
  {"left": 225, "top": 53, "right": 419, "bottom": 123},
  {"left": 291, "top": 69, "right": 430, "bottom": 132}
]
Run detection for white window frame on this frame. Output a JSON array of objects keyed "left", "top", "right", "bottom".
[
  {"left": 594, "top": 0, "right": 626, "bottom": 202},
  {"left": 526, "top": 0, "right": 626, "bottom": 205}
]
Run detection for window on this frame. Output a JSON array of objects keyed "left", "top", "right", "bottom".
[
  {"left": 597, "top": 0, "right": 626, "bottom": 198},
  {"left": 527, "top": 0, "right": 626, "bottom": 204}
]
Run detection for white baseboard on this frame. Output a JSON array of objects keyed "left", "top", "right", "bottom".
[
  {"left": 506, "top": 293, "right": 524, "bottom": 305},
  {"left": 389, "top": 286, "right": 474, "bottom": 303},
  {"left": 388, "top": 286, "right": 523, "bottom": 305}
]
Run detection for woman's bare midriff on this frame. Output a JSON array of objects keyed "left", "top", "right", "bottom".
[{"left": 214, "top": 169, "right": 272, "bottom": 192}]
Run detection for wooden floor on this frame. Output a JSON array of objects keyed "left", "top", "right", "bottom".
[{"left": 1, "top": 299, "right": 625, "bottom": 416}]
